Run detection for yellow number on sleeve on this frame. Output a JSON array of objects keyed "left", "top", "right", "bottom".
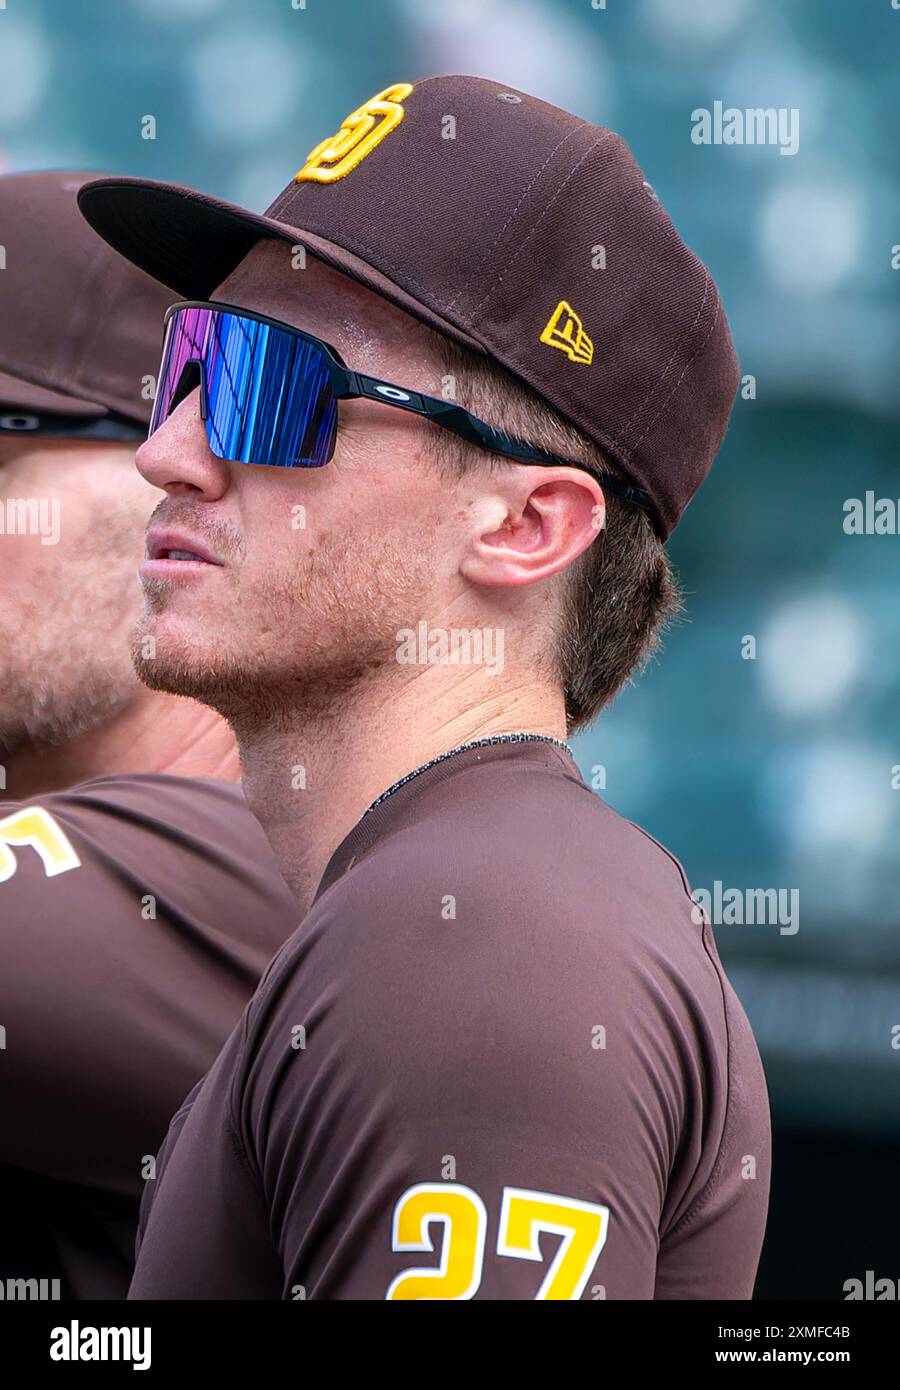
[
  {"left": 497, "top": 1187, "right": 610, "bottom": 1300},
  {"left": 387, "top": 1183, "right": 610, "bottom": 1300},
  {"left": 386, "top": 1183, "right": 487, "bottom": 1301},
  {"left": 0, "top": 807, "right": 81, "bottom": 883}
]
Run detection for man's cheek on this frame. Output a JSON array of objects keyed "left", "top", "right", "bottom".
[{"left": 0, "top": 550, "right": 55, "bottom": 596}]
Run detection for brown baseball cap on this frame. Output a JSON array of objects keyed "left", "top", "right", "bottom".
[
  {"left": 0, "top": 169, "right": 172, "bottom": 427},
  {"left": 78, "top": 75, "right": 739, "bottom": 536}
]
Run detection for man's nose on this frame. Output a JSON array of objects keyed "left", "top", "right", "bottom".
[{"left": 135, "top": 387, "right": 231, "bottom": 500}]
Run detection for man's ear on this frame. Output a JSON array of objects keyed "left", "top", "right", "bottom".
[{"left": 459, "top": 467, "right": 607, "bottom": 590}]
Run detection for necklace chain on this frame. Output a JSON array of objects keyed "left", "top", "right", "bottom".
[{"left": 364, "top": 731, "right": 573, "bottom": 815}]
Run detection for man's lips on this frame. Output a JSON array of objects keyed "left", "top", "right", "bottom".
[{"left": 141, "top": 528, "right": 225, "bottom": 578}]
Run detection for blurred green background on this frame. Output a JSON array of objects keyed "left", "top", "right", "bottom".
[{"left": 1, "top": 0, "right": 898, "bottom": 1297}]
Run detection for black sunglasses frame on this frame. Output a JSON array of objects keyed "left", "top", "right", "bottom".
[
  {"left": 0, "top": 409, "right": 146, "bottom": 442},
  {"left": 164, "top": 301, "right": 651, "bottom": 513}
]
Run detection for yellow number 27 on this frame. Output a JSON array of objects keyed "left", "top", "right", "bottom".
[{"left": 387, "top": 1183, "right": 609, "bottom": 1300}]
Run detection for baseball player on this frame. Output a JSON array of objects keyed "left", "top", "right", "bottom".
[
  {"left": 80, "top": 77, "right": 771, "bottom": 1299},
  {"left": 0, "top": 172, "right": 299, "bottom": 1299}
]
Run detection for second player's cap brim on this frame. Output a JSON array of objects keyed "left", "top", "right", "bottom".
[
  {"left": 77, "top": 175, "right": 486, "bottom": 354},
  {"left": 0, "top": 365, "right": 108, "bottom": 416}
]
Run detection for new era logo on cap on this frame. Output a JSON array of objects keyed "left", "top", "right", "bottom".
[
  {"left": 78, "top": 74, "right": 740, "bottom": 538},
  {"left": 540, "top": 301, "right": 594, "bottom": 367}
]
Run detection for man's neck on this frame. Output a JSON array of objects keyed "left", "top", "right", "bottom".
[
  {"left": 3, "top": 688, "right": 241, "bottom": 799},
  {"left": 235, "top": 669, "right": 568, "bottom": 916}
]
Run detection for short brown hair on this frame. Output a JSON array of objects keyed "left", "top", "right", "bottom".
[{"left": 426, "top": 335, "right": 683, "bottom": 733}]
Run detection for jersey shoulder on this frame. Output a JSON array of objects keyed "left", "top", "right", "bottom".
[
  {"left": 0, "top": 771, "right": 297, "bottom": 930},
  {"left": 243, "top": 752, "right": 730, "bottom": 1111},
  {"left": 317, "top": 752, "right": 707, "bottom": 972}
]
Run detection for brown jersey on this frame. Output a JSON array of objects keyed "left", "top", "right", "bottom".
[
  {"left": 129, "top": 739, "right": 771, "bottom": 1301},
  {"left": 0, "top": 773, "right": 299, "bottom": 1299}
]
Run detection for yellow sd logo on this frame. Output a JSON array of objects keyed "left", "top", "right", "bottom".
[
  {"left": 540, "top": 301, "right": 594, "bottom": 366},
  {"left": 295, "top": 82, "right": 415, "bottom": 185}
]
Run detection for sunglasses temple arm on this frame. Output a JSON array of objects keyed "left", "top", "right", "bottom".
[
  {"left": 346, "top": 372, "right": 651, "bottom": 511},
  {"left": 345, "top": 371, "right": 549, "bottom": 451},
  {"left": 428, "top": 404, "right": 652, "bottom": 508}
]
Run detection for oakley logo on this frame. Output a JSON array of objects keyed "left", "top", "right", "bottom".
[
  {"left": 540, "top": 301, "right": 594, "bottom": 366},
  {"left": 0, "top": 413, "right": 40, "bottom": 431},
  {"left": 295, "top": 82, "right": 414, "bottom": 185},
  {"left": 374, "top": 385, "right": 411, "bottom": 402}
]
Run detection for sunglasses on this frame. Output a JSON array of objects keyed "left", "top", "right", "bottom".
[
  {"left": 150, "top": 301, "right": 651, "bottom": 512},
  {"left": 0, "top": 410, "right": 145, "bottom": 441}
]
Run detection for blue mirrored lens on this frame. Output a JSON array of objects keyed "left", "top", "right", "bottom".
[{"left": 150, "top": 306, "right": 338, "bottom": 469}]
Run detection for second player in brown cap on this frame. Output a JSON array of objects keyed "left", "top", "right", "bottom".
[{"left": 0, "top": 170, "right": 299, "bottom": 1300}]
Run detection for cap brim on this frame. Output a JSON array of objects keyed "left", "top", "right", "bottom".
[
  {"left": 0, "top": 367, "right": 108, "bottom": 417},
  {"left": 77, "top": 175, "right": 485, "bottom": 354}
]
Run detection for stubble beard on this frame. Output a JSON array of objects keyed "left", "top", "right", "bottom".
[
  {"left": 131, "top": 528, "right": 427, "bottom": 743},
  {"left": 0, "top": 646, "right": 136, "bottom": 758},
  {"left": 0, "top": 550, "right": 142, "bottom": 759}
]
